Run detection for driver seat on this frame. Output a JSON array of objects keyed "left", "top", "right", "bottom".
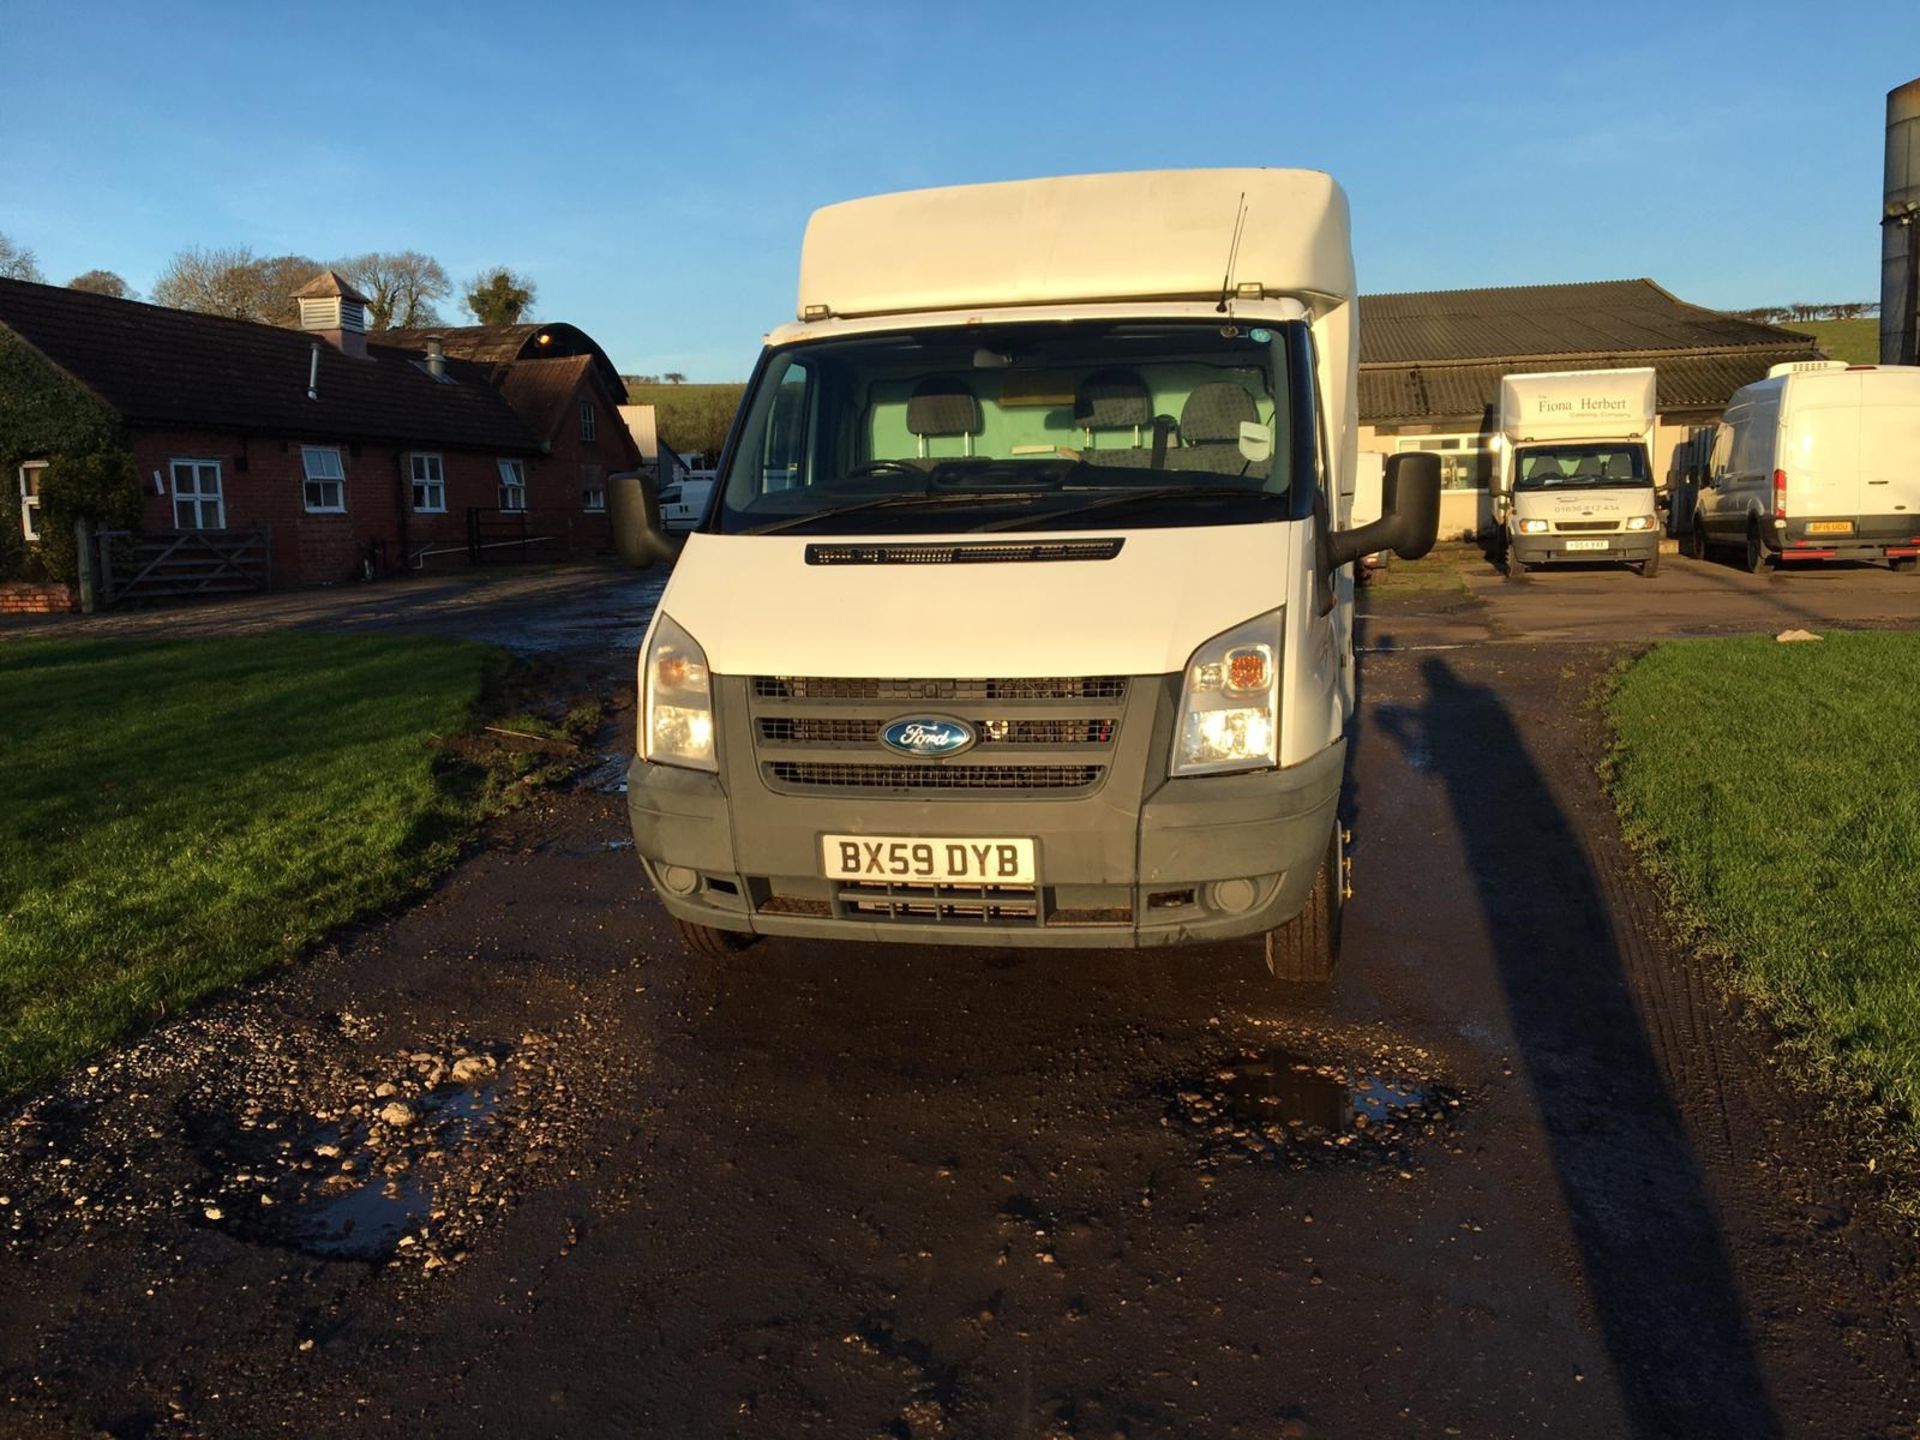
[{"left": 907, "top": 377, "right": 980, "bottom": 459}]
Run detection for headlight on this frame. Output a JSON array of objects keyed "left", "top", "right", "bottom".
[
  {"left": 1624, "top": 515, "right": 1654, "bottom": 531},
  {"left": 1517, "top": 518, "right": 1549, "bottom": 535},
  {"left": 641, "top": 613, "right": 716, "bottom": 771},
  {"left": 1172, "top": 609, "right": 1283, "bottom": 777}
]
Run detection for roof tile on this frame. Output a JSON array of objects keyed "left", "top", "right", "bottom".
[{"left": 0, "top": 278, "right": 538, "bottom": 452}]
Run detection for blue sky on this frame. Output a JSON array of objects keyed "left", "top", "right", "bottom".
[{"left": 2, "top": 0, "right": 1915, "bottom": 380}]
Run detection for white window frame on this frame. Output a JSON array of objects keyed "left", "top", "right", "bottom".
[
  {"left": 1393, "top": 433, "right": 1495, "bottom": 492},
  {"left": 410, "top": 452, "right": 446, "bottom": 513},
  {"left": 17, "top": 461, "right": 46, "bottom": 543},
  {"left": 301, "top": 445, "right": 347, "bottom": 513},
  {"left": 168, "top": 458, "right": 226, "bottom": 530},
  {"left": 496, "top": 457, "right": 527, "bottom": 512},
  {"left": 580, "top": 401, "right": 596, "bottom": 442},
  {"left": 582, "top": 482, "right": 607, "bottom": 512}
]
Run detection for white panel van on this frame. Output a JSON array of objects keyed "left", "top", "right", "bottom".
[
  {"left": 1691, "top": 362, "right": 1920, "bottom": 571},
  {"left": 610, "top": 169, "right": 1439, "bottom": 983}
]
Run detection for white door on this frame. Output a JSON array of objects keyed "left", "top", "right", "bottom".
[{"left": 1858, "top": 371, "right": 1920, "bottom": 523}]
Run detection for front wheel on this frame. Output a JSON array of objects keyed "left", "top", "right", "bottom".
[
  {"left": 1640, "top": 549, "right": 1661, "bottom": 579},
  {"left": 674, "top": 917, "right": 760, "bottom": 960},
  {"left": 1688, "top": 515, "right": 1711, "bottom": 561},
  {"left": 1505, "top": 550, "right": 1528, "bottom": 581},
  {"left": 1264, "top": 826, "right": 1343, "bottom": 985}
]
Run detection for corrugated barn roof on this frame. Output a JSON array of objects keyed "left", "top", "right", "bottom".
[{"left": 1357, "top": 279, "right": 1824, "bottom": 424}]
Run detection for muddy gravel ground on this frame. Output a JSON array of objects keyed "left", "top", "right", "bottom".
[{"left": 4, "top": 627, "right": 1920, "bottom": 1437}]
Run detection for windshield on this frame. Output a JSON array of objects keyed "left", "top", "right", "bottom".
[
  {"left": 714, "top": 321, "right": 1301, "bottom": 535},
  {"left": 1513, "top": 443, "right": 1651, "bottom": 490}
]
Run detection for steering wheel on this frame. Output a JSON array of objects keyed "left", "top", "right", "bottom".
[{"left": 842, "top": 459, "right": 924, "bottom": 481}]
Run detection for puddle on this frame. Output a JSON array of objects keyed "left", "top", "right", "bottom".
[
  {"left": 296, "top": 1172, "right": 428, "bottom": 1260},
  {"left": 580, "top": 753, "right": 632, "bottom": 794},
  {"left": 1170, "top": 1048, "right": 1461, "bottom": 1168},
  {"left": 186, "top": 1081, "right": 504, "bottom": 1262}
]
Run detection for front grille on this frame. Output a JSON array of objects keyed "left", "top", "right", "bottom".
[
  {"left": 1552, "top": 520, "right": 1619, "bottom": 532},
  {"left": 754, "top": 676, "right": 1126, "bottom": 702},
  {"left": 765, "top": 761, "right": 1104, "bottom": 792},
  {"left": 748, "top": 674, "right": 1128, "bottom": 798},
  {"left": 759, "top": 717, "right": 1114, "bottom": 746},
  {"left": 805, "top": 539, "right": 1124, "bottom": 566}
]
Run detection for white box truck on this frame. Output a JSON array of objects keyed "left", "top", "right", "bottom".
[
  {"left": 1494, "top": 367, "right": 1662, "bottom": 577},
  {"left": 1688, "top": 361, "right": 1920, "bottom": 572},
  {"left": 609, "top": 169, "right": 1439, "bottom": 983}
]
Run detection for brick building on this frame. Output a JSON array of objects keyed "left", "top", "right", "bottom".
[{"left": 0, "top": 273, "right": 640, "bottom": 589}]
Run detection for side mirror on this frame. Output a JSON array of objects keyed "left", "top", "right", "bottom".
[
  {"left": 1329, "top": 452, "right": 1441, "bottom": 567},
  {"left": 608, "top": 470, "right": 672, "bottom": 569}
]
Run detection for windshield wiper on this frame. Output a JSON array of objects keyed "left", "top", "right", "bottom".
[
  {"left": 742, "top": 488, "right": 1064, "bottom": 536},
  {"left": 978, "top": 484, "right": 1282, "bottom": 533}
]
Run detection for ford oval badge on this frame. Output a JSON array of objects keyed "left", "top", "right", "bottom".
[{"left": 880, "top": 715, "right": 977, "bottom": 759}]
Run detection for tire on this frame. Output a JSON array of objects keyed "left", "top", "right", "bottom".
[
  {"left": 1264, "top": 826, "right": 1343, "bottom": 985},
  {"left": 1506, "top": 551, "right": 1528, "bottom": 581},
  {"left": 673, "top": 917, "right": 759, "bottom": 959},
  {"left": 1688, "top": 514, "right": 1711, "bottom": 561},
  {"left": 1640, "top": 549, "right": 1661, "bottom": 578},
  {"left": 1891, "top": 557, "right": 1918, "bottom": 573},
  {"left": 1743, "top": 521, "right": 1767, "bottom": 574}
]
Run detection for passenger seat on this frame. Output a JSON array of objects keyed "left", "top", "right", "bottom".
[
  {"left": 1075, "top": 369, "right": 1153, "bottom": 468},
  {"left": 1167, "top": 382, "right": 1262, "bottom": 475}
]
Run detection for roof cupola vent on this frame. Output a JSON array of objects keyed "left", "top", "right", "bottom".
[{"left": 292, "top": 270, "right": 371, "bottom": 358}]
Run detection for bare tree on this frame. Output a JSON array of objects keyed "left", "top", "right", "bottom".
[
  {"left": 463, "top": 267, "right": 537, "bottom": 326},
  {"left": 334, "top": 250, "right": 452, "bottom": 330},
  {"left": 68, "top": 269, "right": 136, "bottom": 300},
  {"left": 151, "top": 246, "right": 321, "bottom": 325},
  {"left": 0, "top": 231, "right": 43, "bottom": 283},
  {"left": 662, "top": 371, "right": 687, "bottom": 385}
]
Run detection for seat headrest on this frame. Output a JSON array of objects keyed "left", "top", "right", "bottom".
[
  {"left": 1181, "top": 383, "right": 1258, "bottom": 444},
  {"left": 907, "top": 378, "right": 980, "bottom": 438},
  {"left": 1074, "top": 369, "right": 1151, "bottom": 430}
]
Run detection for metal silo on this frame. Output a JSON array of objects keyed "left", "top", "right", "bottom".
[{"left": 1884, "top": 77, "right": 1920, "bottom": 365}]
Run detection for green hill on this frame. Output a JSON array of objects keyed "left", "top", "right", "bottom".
[
  {"left": 1789, "top": 318, "right": 1880, "bottom": 365},
  {"left": 625, "top": 382, "right": 746, "bottom": 463}
]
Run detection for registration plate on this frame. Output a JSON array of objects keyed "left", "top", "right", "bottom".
[
  {"left": 823, "top": 835, "right": 1036, "bottom": 884},
  {"left": 1807, "top": 521, "right": 1855, "bottom": 535},
  {"left": 1564, "top": 538, "right": 1611, "bottom": 551}
]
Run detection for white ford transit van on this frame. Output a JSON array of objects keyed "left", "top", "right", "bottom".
[
  {"left": 1691, "top": 361, "right": 1920, "bottom": 571},
  {"left": 611, "top": 169, "right": 1439, "bottom": 982},
  {"left": 1494, "top": 368, "right": 1662, "bottom": 577}
]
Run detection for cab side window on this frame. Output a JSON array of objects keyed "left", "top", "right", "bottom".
[
  {"left": 1709, "top": 422, "right": 1733, "bottom": 482},
  {"left": 760, "top": 360, "right": 813, "bottom": 493}
]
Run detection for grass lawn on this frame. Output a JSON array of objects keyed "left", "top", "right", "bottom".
[
  {"left": 1792, "top": 318, "right": 1880, "bottom": 365},
  {"left": 1359, "top": 540, "right": 1491, "bottom": 600},
  {"left": 1607, "top": 632, "right": 1920, "bottom": 1131},
  {"left": 0, "top": 634, "right": 498, "bottom": 1099}
]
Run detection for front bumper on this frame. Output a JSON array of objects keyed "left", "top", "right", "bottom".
[
  {"left": 1510, "top": 530, "right": 1658, "bottom": 565},
  {"left": 626, "top": 734, "right": 1345, "bottom": 950}
]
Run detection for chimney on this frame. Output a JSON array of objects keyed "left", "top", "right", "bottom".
[
  {"left": 293, "top": 270, "right": 371, "bottom": 359},
  {"left": 424, "top": 335, "right": 446, "bottom": 379}
]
